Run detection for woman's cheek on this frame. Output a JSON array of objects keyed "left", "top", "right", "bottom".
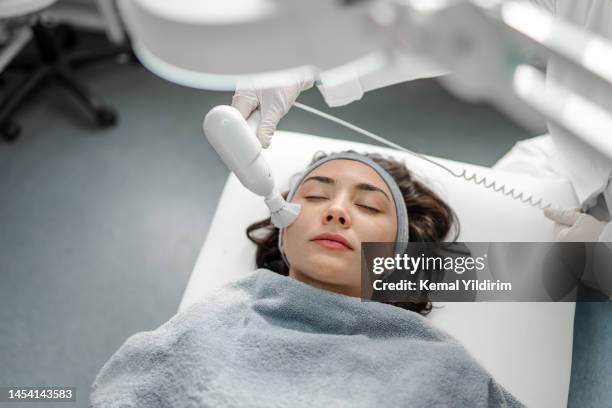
[
  {"left": 292, "top": 201, "right": 314, "bottom": 226},
  {"left": 362, "top": 217, "right": 396, "bottom": 242}
]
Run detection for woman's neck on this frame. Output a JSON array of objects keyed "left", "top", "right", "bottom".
[{"left": 288, "top": 267, "right": 361, "bottom": 298}]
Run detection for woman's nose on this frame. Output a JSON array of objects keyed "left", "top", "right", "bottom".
[{"left": 323, "top": 204, "right": 352, "bottom": 228}]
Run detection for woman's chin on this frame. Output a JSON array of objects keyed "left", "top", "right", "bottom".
[{"left": 302, "top": 253, "right": 357, "bottom": 282}]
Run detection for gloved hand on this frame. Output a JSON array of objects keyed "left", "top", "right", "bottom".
[
  {"left": 543, "top": 207, "right": 608, "bottom": 242},
  {"left": 231, "top": 73, "right": 314, "bottom": 148}
]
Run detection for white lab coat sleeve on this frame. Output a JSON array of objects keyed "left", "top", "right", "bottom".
[
  {"left": 492, "top": 134, "right": 568, "bottom": 179},
  {"left": 314, "top": 0, "right": 553, "bottom": 107},
  {"left": 314, "top": 0, "right": 556, "bottom": 108},
  {"left": 315, "top": 53, "right": 448, "bottom": 107}
]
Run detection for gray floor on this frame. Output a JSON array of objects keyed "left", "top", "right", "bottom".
[{"left": 0, "top": 57, "right": 609, "bottom": 407}]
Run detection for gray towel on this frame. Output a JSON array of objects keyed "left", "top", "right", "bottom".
[{"left": 90, "top": 269, "right": 524, "bottom": 407}]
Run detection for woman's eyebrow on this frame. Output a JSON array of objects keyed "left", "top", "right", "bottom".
[
  {"left": 355, "top": 183, "right": 390, "bottom": 202},
  {"left": 302, "top": 176, "right": 335, "bottom": 186},
  {"left": 302, "top": 176, "right": 390, "bottom": 202}
]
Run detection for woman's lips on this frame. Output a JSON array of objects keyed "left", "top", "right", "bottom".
[
  {"left": 311, "top": 233, "right": 353, "bottom": 251},
  {"left": 312, "top": 239, "right": 352, "bottom": 251}
]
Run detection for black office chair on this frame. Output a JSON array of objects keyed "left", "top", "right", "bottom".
[{"left": 0, "top": 0, "right": 132, "bottom": 142}]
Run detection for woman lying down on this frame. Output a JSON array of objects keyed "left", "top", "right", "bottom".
[{"left": 90, "top": 151, "right": 524, "bottom": 407}]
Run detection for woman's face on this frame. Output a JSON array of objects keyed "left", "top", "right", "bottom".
[{"left": 282, "top": 159, "right": 398, "bottom": 296}]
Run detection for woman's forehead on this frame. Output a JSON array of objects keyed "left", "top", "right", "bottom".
[{"left": 305, "top": 159, "right": 391, "bottom": 193}]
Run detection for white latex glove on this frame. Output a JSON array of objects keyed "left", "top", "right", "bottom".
[
  {"left": 231, "top": 74, "right": 314, "bottom": 148},
  {"left": 543, "top": 207, "right": 608, "bottom": 242}
]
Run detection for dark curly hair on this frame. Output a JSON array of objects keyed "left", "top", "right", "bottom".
[{"left": 246, "top": 151, "right": 459, "bottom": 315}]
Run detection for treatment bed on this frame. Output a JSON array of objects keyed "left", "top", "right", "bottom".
[{"left": 179, "top": 131, "right": 578, "bottom": 408}]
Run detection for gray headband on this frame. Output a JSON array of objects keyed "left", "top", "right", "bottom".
[{"left": 278, "top": 151, "right": 410, "bottom": 266}]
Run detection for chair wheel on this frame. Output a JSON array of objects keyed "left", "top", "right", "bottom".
[
  {"left": 95, "top": 106, "right": 118, "bottom": 127},
  {"left": 1, "top": 121, "right": 21, "bottom": 142}
]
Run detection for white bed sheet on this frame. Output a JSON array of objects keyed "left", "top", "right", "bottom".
[{"left": 179, "top": 131, "right": 578, "bottom": 408}]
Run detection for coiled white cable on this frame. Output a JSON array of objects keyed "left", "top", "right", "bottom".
[{"left": 293, "top": 102, "right": 552, "bottom": 209}]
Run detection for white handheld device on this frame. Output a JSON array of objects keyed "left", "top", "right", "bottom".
[{"left": 203, "top": 105, "right": 301, "bottom": 228}]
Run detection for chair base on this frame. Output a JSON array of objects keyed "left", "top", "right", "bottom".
[{"left": 0, "top": 20, "right": 132, "bottom": 142}]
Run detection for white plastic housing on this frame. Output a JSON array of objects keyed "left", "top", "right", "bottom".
[{"left": 203, "top": 105, "right": 275, "bottom": 197}]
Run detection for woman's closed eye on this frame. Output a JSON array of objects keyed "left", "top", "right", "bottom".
[
  {"left": 305, "top": 195, "right": 381, "bottom": 213},
  {"left": 356, "top": 204, "right": 381, "bottom": 214},
  {"left": 304, "top": 195, "right": 328, "bottom": 201}
]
